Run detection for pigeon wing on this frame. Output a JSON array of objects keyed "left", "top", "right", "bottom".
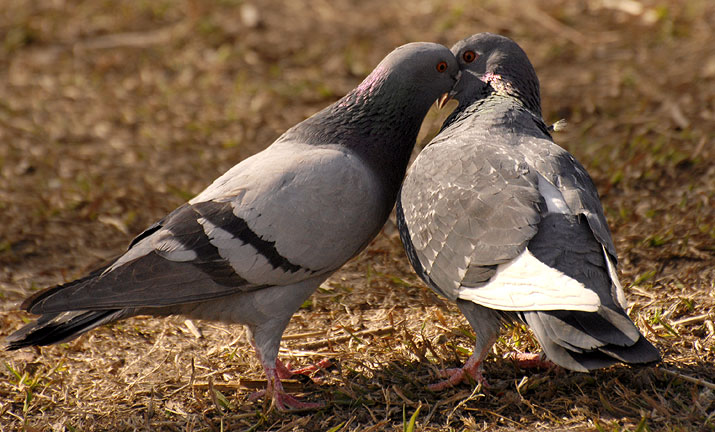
[
  {"left": 400, "top": 133, "right": 605, "bottom": 312},
  {"left": 520, "top": 138, "right": 627, "bottom": 309},
  {"left": 523, "top": 141, "right": 617, "bottom": 260},
  {"left": 26, "top": 143, "right": 384, "bottom": 314},
  {"left": 399, "top": 137, "right": 543, "bottom": 301}
]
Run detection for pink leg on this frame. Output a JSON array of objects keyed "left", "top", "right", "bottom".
[
  {"left": 247, "top": 338, "right": 325, "bottom": 411},
  {"left": 428, "top": 337, "right": 494, "bottom": 391},
  {"left": 429, "top": 353, "right": 489, "bottom": 391},
  {"left": 249, "top": 366, "right": 324, "bottom": 411},
  {"left": 504, "top": 352, "right": 556, "bottom": 370}
]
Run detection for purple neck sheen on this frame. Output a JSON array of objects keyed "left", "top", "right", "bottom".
[{"left": 344, "top": 65, "right": 388, "bottom": 103}]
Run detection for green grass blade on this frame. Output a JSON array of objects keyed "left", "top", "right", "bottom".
[{"left": 405, "top": 405, "right": 421, "bottom": 432}]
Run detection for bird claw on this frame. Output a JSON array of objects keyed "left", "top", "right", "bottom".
[
  {"left": 247, "top": 389, "right": 267, "bottom": 402},
  {"left": 504, "top": 352, "right": 556, "bottom": 370},
  {"left": 275, "top": 358, "right": 334, "bottom": 382},
  {"left": 248, "top": 388, "right": 324, "bottom": 411},
  {"left": 251, "top": 366, "right": 325, "bottom": 412},
  {"left": 248, "top": 390, "right": 325, "bottom": 412},
  {"left": 428, "top": 362, "right": 489, "bottom": 391},
  {"left": 273, "top": 391, "right": 325, "bottom": 411}
]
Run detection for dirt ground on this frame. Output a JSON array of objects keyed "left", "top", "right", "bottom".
[{"left": 1, "top": 0, "right": 713, "bottom": 430}]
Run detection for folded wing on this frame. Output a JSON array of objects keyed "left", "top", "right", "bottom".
[{"left": 26, "top": 143, "right": 383, "bottom": 314}]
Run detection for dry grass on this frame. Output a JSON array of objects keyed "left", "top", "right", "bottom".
[{"left": 1, "top": 0, "right": 713, "bottom": 430}]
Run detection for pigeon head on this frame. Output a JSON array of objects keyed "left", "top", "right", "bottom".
[
  {"left": 325, "top": 42, "right": 461, "bottom": 143},
  {"left": 352, "top": 42, "right": 461, "bottom": 111},
  {"left": 287, "top": 42, "right": 460, "bottom": 148},
  {"left": 451, "top": 33, "right": 541, "bottom": 116}
]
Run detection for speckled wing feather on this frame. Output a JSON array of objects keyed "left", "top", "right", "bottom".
[
  {"left": 399, "top": 105, "right": 620, "bottom": 313},
  {"left": 398, "top": 132, "right": 543, "bottom": 302}
]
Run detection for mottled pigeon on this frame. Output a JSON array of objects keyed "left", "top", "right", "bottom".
[
  {"left": 396, "top": 33, "right": 660, "bottom": 390},
  {"left": 6, "top": 42, "right": 460, "bottom": 409}
]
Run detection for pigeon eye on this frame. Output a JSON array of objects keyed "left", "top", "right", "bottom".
[
  {"left": 463, "top": 50, "right": 477, "bottom": 63},
  {"left": 436, "top": 61, "right": 448, "bottom": 73}
]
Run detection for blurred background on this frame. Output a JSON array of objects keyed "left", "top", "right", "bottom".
[{"left": 0, "top": 1, "right": 713, "bottom": 430}]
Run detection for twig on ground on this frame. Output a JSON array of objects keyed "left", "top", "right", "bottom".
[
  {"left": 278, "top": 349, "right": 341, "bottom": 357},
  {"left": 392, "top": 384, "right": 417, "bottom": 407},
  {"left": 446, "top": 385, "right": 484, "bottom": 426},
  {"left": 518, "top": 1, "right": 619, "bottom": 45},
  {"left": 660, "top": 369, "right": 715, "bottom": 391},
  {"left": 282, "top": 330, "right": 327, "bottom": 340},
  {"left": 295, "top": 324, "right": 399, "bottom": 350},
  {"left": 72, "top": 22, "right": 191, "bottom": 51},
  {"left": 652, "top": 313, "right": 713, "bottom": 331},
  {"left": 193, "top": 378, "right": 304, "bottom": 392}
]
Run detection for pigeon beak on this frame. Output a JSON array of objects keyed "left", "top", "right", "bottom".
[
  {"left": 437, "top": 92, "right": 451, "bottom": 109},
  {"left": 437, "top": 70, "right": 462, "bottom": 109}
]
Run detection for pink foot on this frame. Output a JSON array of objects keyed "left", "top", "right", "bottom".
[
  {"left": 428, "top": 355, "right": 489, "bottom": 391},
  {"left": 250, "top": 367, "right": 324, "bottom": 412},
  {"left": 275, "top": 358, "right": 333, "bottom": 380},
  {"left": 504, "top": 352, "right": 556, "bottom": 370},
  {"left": 273, "top": 390, "right": 325, "bottom": 411},
  {"left": 248, "top": 388, "right": 324, "bottom": 411}
]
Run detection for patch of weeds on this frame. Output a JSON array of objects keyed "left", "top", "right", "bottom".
[
  {"left": 403, "top": 404, "right": 421, "bottom": 432},
  {"left": 633, "top": 270, "right": 657, "bottom": 285},
  {"left": 225, "top": 343, "right": 241, "bottom": 361},
  {"left": 618, "top": 205, "right": 632, "bottom": 222},
  {"left": 594, "top": 416, "right": 651, "bottom": 432},
  {"left": 3, "top": 25, "right": 38, "bottom": 54},
  {"left": 645, "top": 234, "right": 668, "bottom": 247},
  {"left": 676, "top": 297, "right": 695, "bottom": 314},
  {"left": 365, "top": 266, "right": 412, "bottom": 288},
  {"left": 454, "top": 345, "right": 472, "bottom": 357},
  {"left": 197, "top": 16, "right": 219, "bottom": 36},
  {"left": 214, "top": 388, "right": 234, "bottom": 411},
  {"left": 649, "top": 309, "right": 678, "bottom": 336},
  {"left": 5, "top": 360, "right": 66, "bottom": 427},
  {"left": 436, "top": 4, "right": 464, "bottom": 32},
  {"left": 315, "top": 83, "right": 335, "bottom": 99},
  {"left": 609, "top": 169, "right": 624, "bottom": 186},
  {"left": 222, "top": 138, "right": 240, "bottom": 148}
]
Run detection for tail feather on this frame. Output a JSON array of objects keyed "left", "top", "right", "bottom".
[
  {"left": 6, "top": 309, "right": 127, "bottom": 350},
  {"left": 598, "top": 336, "right": 661, "bottom": 364},
  {"left": 522, "top": 309, "right": 660, "bottom": 371},
  {"left": 545, "top": 308, "right": 638, "bottom": 348},
  {"left": 523, "top": 311, "right": 591, "bottom": 371},
  {"left": 536, "top": 311, "right": 597, "bottom": 352},
  {"left": 20, "top": 264, "right": 111, "bottom": 313}
]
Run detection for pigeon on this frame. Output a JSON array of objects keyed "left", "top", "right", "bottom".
[
  {"left": 6, "top": 42, "right": 461, "bottom": 410},
  {"left": 396, "top": 33, "right": 660, "bottom": 390}
]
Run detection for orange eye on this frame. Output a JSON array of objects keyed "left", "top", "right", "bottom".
[
  {"left": 436, "top": 61, "right": 448, "bottom": 72},
  {"left": 462, "top": 50, "right": 477, "bottom": 63}
]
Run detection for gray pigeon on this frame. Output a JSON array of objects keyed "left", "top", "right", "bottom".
[
  {"left": 6, "top": 42, "right": 460, "bottom": 410},
  {"left": 396, "top": 33, "right": 660, "bottom": 390}
]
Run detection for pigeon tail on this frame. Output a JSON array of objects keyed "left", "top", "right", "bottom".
[
  {"left": 6, "top": 309, "right": 128, "bottom": 350},
  {"left": 522, "top": 310, "right": 660, "bottom": 372},
  {"left": 19, "top": 264, "right": 111, "bottom": 314}
]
